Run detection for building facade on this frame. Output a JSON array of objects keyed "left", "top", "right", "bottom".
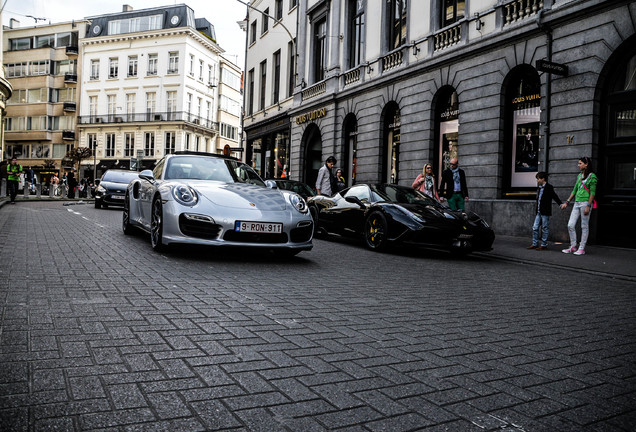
[
  {"left": 216, "top": 56, "right": 243, "bottom": 157},
  {"left": 287, "top": 0, "right": 636, "bottom": 248},
  {"left": 3, "top": 19, "right": 83, "bottom": 185},
  {"left": 78, "top": 4, "right": 224, "bottom": 178},
  {"left": 244, "top": 0, "right": 298, "bottom": 180}
]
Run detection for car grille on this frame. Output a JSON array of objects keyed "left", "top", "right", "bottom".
[
  {"left": 223, "top": 230, "right": 288, "bottom": 244},
  {"left": 179, "top": 214, "right": 222, "bottom": 239},
  {"left": 290, "top": 224, "right": 313, "bottom": 243}
]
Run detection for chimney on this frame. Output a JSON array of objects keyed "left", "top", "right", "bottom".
[
  {"left": 9, "top": 18, "right": 20, "bottom": 29},
  {"left": 123, "top": 5, "right": 133, "bottom": 12}
]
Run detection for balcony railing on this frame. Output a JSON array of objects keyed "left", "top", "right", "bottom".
[
  {"left": 343, "top": 67, "right": 361, "bottom": 87},
  {"left": 434, "top": 22, "right": 462, "bottom": 52},
  {"left": 503, "top": 0, "right": 544, "bottom": 25},
  {"left": 62, "top": 130, "right": 75, "bottom": 140},
  {"left": 78, "top": 111, "right": 218, "bottom": 131},
  {"left": 65, "top": 45, "right": 78, "bottom": 55},
  {"left": 381, "top": 48, "right": 404, "bottom": 72},
  {"left": 301, "top": 81, "right": 326, "bottom": 101},
  {"left": 64, "top": 73, "right": 77, "bottom": 83},
  {"left": 63, "top": 101, "right": 76, "bottom": 112}
]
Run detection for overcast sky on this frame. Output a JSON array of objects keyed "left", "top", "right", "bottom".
[{"left": 2, "top": 0, "right": 249, "bottom": 67}]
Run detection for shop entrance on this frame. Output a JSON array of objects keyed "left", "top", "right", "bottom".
[
  {"left": 597, "top": 39, "right": 636, "bottom": 248},
  {"left": 301, "top": 124, "right": 323, "bottom": 190}
]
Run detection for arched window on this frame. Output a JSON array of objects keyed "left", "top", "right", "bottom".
[
  {"left": 301, "top": 124, "right": 323, "bottom": 188},
  {"left": 342, "top": 114, "right": 358, "bottom": 186},
  {"left": 381, "top": 103, "right": 401, "bottom": 183},
  {"left": 434, "top": 87, "right": 459, "bottom": 176}
]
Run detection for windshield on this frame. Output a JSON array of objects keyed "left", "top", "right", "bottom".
[
  {"left": 102, "top": 170, "right": 140, "bottom": 183},
  {"left": 165, "top": 156, "right": 266, "bottom": 186},
  {"left": 370, "top": 184, "right": 441, "bottom": 206}
]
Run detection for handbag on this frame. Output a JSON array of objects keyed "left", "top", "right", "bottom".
[{"left": 580, "top": 176, "right": 597, "bottom": 209}]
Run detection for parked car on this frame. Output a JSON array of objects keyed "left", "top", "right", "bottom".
[
  {"left": 267, "top": 179, "right": 317, "bottom": 201},
  {"left": 95, "top": 169, "right": 141, "bottom": 209},
  {"left": 123, "top": 151, "right": 314, "bottom": 255},
  {"left": 308, "top": 183, "right": 494, "bottom": 254}
]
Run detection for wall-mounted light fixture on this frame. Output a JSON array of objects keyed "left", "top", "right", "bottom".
[
  {"left": 412, "top": 43, "right": 420, "bottom": 55},
  {"left": 475, "top": 13, "right": 484, "bottom": 31},
  {"left": 367, "top": 65, "right": 373, "bottom": 74}
]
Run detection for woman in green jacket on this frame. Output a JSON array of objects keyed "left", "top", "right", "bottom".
[{"left": 560, "top": 156, "right": 597, "bottom": 255}]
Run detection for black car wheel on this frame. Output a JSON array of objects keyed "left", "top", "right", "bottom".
[
  {"left": 95, "top": 199, "right": 102, "bottom": 209},
  {"left": 122, "top": 193, "right": 134, "bottom": 235},
  {"left": 150, "top": 196, "right": 165, "bottom": 252},
  {"left": 309, "top": 206, "right": 322, "bottom": 237},
  {"left": 364, "top": 211, "right": 388, "bottom": 251}
]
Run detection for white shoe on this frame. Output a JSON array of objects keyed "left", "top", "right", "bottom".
[
  {"left": 573, "top": 248, "right": 586, "bottom": 256},
  {"left": 562, "top": 246, "right": 578, "bottom": 254}
]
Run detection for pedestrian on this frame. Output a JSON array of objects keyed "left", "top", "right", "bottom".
[
  {"left": 412, "top": 163, "right": 440, "bottom": 200},
  {"left": 560, "top": 156, "right": 598, "bottom": 255},
  {"left": 6, "top": 157, "right": 22, "bottom": 204},
  {"left": 24, "top": 166, "right": 35, "bottom": 193},
  {"left": 316, "top": 156, "right": 337, "bottom": 196},
  {"left": 527, "top": 172, "right": 563, "bottom": 251},
  {"left": 67, "top": 170, "right": 77, "bottom": 198},
  {"left": 50, "top": 174, "right": 59, "bottom": 196},
  {"left": 334, "top": 168, "right": 346, "bottom": 193},
  {"left": 439, "top": 157, "right": 469, "bottom": 210}
]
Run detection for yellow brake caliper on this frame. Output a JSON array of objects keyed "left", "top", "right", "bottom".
[{"left": 369, "top": 218, "right": 377, "bottom": 242}]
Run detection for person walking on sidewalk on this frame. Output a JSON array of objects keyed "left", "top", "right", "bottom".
[
  {"left": 439, "top": 158, "right": 469, "bottom": 210},
  {"left": 412, "top": 163, "right": 440, "bottom": 201},
  {"left": 7, "top": 157, "right": 22, "bottom": 204},
  {"left": 527, "top": 172, "right": 563, "bottom": 251},
  {"left": 560, "top": 156, "right": 598, "bottom": 255},
  {"left": 316, "top": 156, "right": 337, "bottom": 196}
]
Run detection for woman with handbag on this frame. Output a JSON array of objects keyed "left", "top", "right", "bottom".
[
  {"left": 412, "top": 163, "right": 440, "bottom": 201},
  {"left": 560, "top": 156, "right": 598, "bottom": 255}
]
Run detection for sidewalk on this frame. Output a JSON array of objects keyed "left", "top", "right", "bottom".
[{"left": 477, "top": 234, "right": 636, "bottom": 282}]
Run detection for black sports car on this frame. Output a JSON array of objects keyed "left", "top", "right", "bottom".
[
  {"left": 268, "top": 179, "right": 317, "bottom": 201},
  {"left": 308, "top": 183, "right": 494, "bottom": 254}
]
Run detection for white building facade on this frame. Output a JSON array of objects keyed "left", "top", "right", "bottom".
[
  {"left": 244, "top": 0, "right": 298, "bottom": 179},
  {"left": 216, "top": 57, "right": 243, "bottom": 158},
  {"left": 288, "top": 0, "right": 636, "bottom": 248},
  {"left": 78, "top": 4, "right": 223, "bottom": 177}
]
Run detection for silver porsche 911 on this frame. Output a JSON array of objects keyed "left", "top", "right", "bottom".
[{"left": 122, "top": 152, "right": 313, "bottom": 256}]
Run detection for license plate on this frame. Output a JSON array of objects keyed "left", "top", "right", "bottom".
[
  {"left": 235, "top": 221, "right": 283, "bottom": 233},
  {"left": 111, "top": 195, "right": 125, "bottom": 200}
]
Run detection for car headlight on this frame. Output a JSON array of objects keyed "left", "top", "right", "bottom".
[
  {"left": 288, "top": 193, "right": 308, "bottom": 213},
  {"left": 96, "top": 185, "right": 106, "bottom": 193},
  {"left": 172, "top": 184, "right": 198, "bottom": 206}
]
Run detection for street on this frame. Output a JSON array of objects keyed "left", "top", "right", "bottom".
[{"left": 1, "top": 201, "right": 635, "bottom": 431}]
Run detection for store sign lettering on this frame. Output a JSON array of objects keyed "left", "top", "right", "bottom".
[
  {"left": 440, "top": 109, "right": 459, "bottom": 119},
  {"left": 512, "top": 94, "right": 541, "bottom": 104},
  {"left": 296, "top": 108, "right": 327, "bottom": 124}
]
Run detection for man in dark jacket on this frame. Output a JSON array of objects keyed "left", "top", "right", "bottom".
[
  {"left": 528, "top": 172, "right": 563, "bottom": 250},
  {"left": 439, "top": 158, "right": 469, "bottom": 211}
]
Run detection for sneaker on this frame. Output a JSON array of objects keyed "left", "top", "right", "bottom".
[
  {"left": 562, "top": 246, "right": 578, "bottom": 254},
  {"left": 527, "top": 245, "right": 537, "bottom": 249},
  {"left": 573, "top": 248, "right": 586, "bottom": 256}
]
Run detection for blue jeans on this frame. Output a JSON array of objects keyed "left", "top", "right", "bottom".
[{"left": 532, "top": 213, "right": 550, "bottom": 247}]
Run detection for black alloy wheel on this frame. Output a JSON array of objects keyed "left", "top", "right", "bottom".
[
  {"left": 364, "top": 211, "right": 388, "bottom": 251},
  {"left": 309, "top": 206, "right": 321, "bottom": 237},
  {"left": 150, "top": 196, "right": 165, "bottom": 252},
  {"left": 122, "top": 192, "right": 134, "bottom": 235}
]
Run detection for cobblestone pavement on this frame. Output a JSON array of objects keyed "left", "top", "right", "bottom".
[{"left": 1, "top": 201, "right": 635, "bottom": 431}]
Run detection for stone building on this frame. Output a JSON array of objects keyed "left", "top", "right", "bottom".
[{"left": 286, "top": 0, "right": 636, "bottom": 247}]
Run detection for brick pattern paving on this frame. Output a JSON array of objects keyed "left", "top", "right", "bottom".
[{"left": 0, "top": 202, "right": 635, "bottom": 431}]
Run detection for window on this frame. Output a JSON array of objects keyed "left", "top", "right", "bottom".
[
  {"left": 168, "top": 52, "right": 179, "bottom": 73},
  {"left": 187, "top": 93, "right": 193, "bottom": 118},
  {"left": 29, "top": 116, "right": 48, "bottom": 130},
  {"left": 185, "top": 133, "right": 190, "bottom": 150},
  {"left": 248, "top": 69, "right": 255, "bottom": 115},
  {"left": 220, "top": 123, "right": 238, "bottom": 140},
  {"left": 220, "top": 95, "right": 241, "bottom": 116},
  {"left": 56, "top": 32, "right": 77, "bottom": 48},
  {"left": 109, "top": 58, "right": 118, "bottom": 78},
  {"left": 90, "top": 59, "right": 100, "bottom": 80},
  {"left": 165, "top": 132, "right": 176, "bottom": 154},
  {"left": 35, "top": 34, "right": 55, "bottom": 48},
  {"left": 125, "top": 133, "right": 135, "bottom": 157},
  {"left": 27, "top": 88, "right": 47, "bottom": 103},
  {"left": 126, "top": 94, "right": 135, "bottom": 120},
  {"left": 50, "top": 115, "right": 75, "bottom": 130},
  {"left": 199, "top": 60, "right": 204, "bottom": 81},
  {"left": 54, "top": 59, "right": 76, "bottom": 75},
  {"left": 290, "top": 0, "right": 298, "bottom": 9},
  {"left": 206, "top": 101, "right": 212, "bottom": 121},
  {"left": 208, "top": 64, "right": 215, "bottom": 85},
  {"left": 146, "top": 92, "right": 156, "bottom": 116},
  {"left": 221, "top": 68, "right": 241, "bottom": 90},
  {"left": 10, "top": 37, "right": 31, "bottom": 51},
  {"left": 250, "top": 21, "right": 257, "bottom": 44},
  {"left": 108, "top": 14, "right": 163, "bottom": 35},
  {"left": 262, "top": 8, "right": 270, "bottom": 34},
  {"left": 195, "top": 136, "right": 200, "bottom": 152},
  {"left": 273, "top": 50, "right": 281, "bottom": 104},
  {"left": 197, "top": 98, "right": 203, "bottom": 121},
  {"left": 7, "top": 89, "right": 25, "bottom": 104},
  {"left": 148, "top": 54, "right": 158, "bottom": 75},
  {"left": 52, "top": 88, "right": 75, "bottom": 102},
  {"left": 108, "top": 95, "right": 117, "bottom": 120},
  {"left": 166, "top": 91, "right": 177, "bottom": 114},
  {"left": 145, "top": 132, "right": 155, "bottom": 156},
  {"left": 88, "top": 134, "right": 97, "bottom": 151},
  {"left": 288, "top": 40, "right": 296, "bottom": 97},
  {"left": 128, "top": 55, "right": 138, "bottom": 77},
  {"left": 6, "top": 63, "right": 28, "bottom": 78},
  {"left": 260, "top": 60, "right": 267, "bottom": 110},
  {"left": 387, "top": 0, "right": 407, "bottom": 50},
  {"left": 443, "top": 0, "right": 465, "bottom": 27},
  {"left": 89, "top": 96, "right": 98, "bottom": 117},
  {"left": 189, "top": 54, "right": 195, "bottom": 76},
  {"left": 275, "top": 0, "right": 283, "bottom": 21},
  {"left": 106, "top": 133, "right": 116, "bottom": 157},
  {"left": 348, "top": 0, "right": 365, "bottom": 68},
  {"left": 30, "top": 60, "right": 50, "bottom": 76},
  {"left": 313, "top": 17, "right": 327, "bottom": 82}
]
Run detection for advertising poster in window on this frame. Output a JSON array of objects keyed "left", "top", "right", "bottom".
[
  {"left": 511, "top": 105, "right": 540, "bottom": 187},
  {"left": 438, "top": 120, "right": 458, "bottom": 173}
]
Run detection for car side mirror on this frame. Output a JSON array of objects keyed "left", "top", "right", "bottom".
[
  {"left": 264, "top": 180, "right": 278, "bottom": 189},
  {"left": 345, "top": 196, "right": 365, "bottom": 208},
  {"left": 139, "top": 170, "right": 155, "bottom": 183}
]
